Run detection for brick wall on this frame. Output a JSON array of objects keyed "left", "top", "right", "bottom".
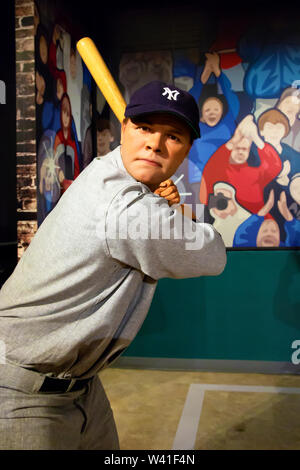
[{"left": 15, "top": 0, "right": 37, "bottom": 259}]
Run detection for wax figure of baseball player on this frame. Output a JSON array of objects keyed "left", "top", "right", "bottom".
[{"left": 0, "top": 80, "right": 226, "bottom": 450}]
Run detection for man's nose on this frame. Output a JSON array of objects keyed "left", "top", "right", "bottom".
[{"left": 145, "top": 132, "right": 164, "bottom": 152}]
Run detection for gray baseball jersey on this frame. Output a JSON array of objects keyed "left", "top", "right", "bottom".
[{"left": 0, "top": 146, "right": 226, "bottom": 379}]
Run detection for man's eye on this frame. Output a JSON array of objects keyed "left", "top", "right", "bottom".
[
  {"left": 168, "top": 134, "right": 180, "bottom": 142},
  {"left": 137, "top": 125, "right": 150, "bottom": 132}
]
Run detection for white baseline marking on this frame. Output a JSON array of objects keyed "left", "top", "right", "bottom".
[
  {"left": 172, "top": 383, "right": 300, "bottom": 450},
  {"left": 172, "top": 387, "right": 205, "bottom": 450}
]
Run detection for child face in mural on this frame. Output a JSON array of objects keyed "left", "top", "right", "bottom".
[
  {"left": 56, "top": 78, "right": 64, "bottom": 101},
  {"left": 258, "top": 109, "right": 290, "bottom": 149},
  {"left": 256, "top": 219, "right": 280, "bottom": 247},
  {"left": 200, "top": 97, "right": 223, "bottom": 127},
  {"left": 97, "top": 129, "right": 114, "bottom": 157},
  {"left": 259, "top": 122, "right": 287, "bottom": 148},
  {"left": 61, "top": 96, "right": 71, "bottom": 131}
]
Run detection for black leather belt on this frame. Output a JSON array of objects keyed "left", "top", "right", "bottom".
[{"left": 39, "top": 376, "right": 91, "bottom": 393}]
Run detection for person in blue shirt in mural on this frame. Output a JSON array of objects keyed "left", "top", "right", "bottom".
[
  {"left": 237, "top": 19, "right": 300, "bottom": 119},
  {"left": 188, "top": 51, "right": 240, "bottom": 203},
  {"left": 233, "top": 189, "right": 300, "bottom": 248},
  {"left": 256, "top": 107, "right": 300, "bottom": 236}
]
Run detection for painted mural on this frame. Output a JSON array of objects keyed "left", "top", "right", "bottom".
[
  {"left": 34, "top": 1, "right": 93, "bottom": 225},
  {"left": 118, "top": 17, "right": 300, "bottom": 249},
  {"left": 34, "top": 3, "right": 300, "bottom": 249}
]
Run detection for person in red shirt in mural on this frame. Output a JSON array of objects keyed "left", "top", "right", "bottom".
[
  {"left": 54, "top": 92, "right": 80, "bottom": 193},
  {"left": 199, "top": 114, "right": 282, "bottom": 215}
]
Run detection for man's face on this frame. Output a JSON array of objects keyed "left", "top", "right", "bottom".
[
  {"left": 230, "top": 137, "right": 251, "bottom": 164},
  {"left": 120, "top": 114, "right": 192, "bottom": 191},
  {"left": 260, "top": 122, "right": 286, "bottom": 146},
  {"left": 256, "top": 219, "right": 280, "bottom": 247},
  {"left": 201, "top": 98, "right": 223, "bottom": 127}
]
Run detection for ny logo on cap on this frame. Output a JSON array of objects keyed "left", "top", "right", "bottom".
[{"left": 162, "top": 87, "right": 180, "bottom": 101}]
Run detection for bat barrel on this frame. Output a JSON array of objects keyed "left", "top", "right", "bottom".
[{"left": 77, "top": 37, "right": 126, "bottom": 123}]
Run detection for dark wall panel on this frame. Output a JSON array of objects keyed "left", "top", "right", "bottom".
[{"left": 0, "top": 2, "right": 17, "bottom": 287}]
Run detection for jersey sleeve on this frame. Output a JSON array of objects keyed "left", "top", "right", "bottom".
[{"left": 104, "top": 185, "right": 227, "bottom": 280}]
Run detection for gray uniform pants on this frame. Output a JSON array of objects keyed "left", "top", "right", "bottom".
[{"left": 0, "top": 364, "right": 119, "bottom": 450}]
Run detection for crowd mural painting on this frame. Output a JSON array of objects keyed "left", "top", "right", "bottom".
[
  {"left": 34, "top": 4, "right": 300, "bottom": 249},
  {"left": 117, "top": 18, "right": 300, "bottom": 249},
  {"left": 34, "top": 0, "right": 93, "bottom": 225}
]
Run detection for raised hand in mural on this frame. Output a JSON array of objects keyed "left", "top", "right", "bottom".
[
  {"left": 276, "top": 160, "right": 291, "bottom": 186},
  {"left": 207, "top": 52, "right": 221, "bottom": 78},
  {"left": 201, "top": 52, "right": 221, "bottom": 84},
  {"left": 278, "top": 191, "right": 293, "bottom": 221},
  {"left": 257, "top": 189, "right": 274, "bottom": 217},
  {"left": 226, "top": 114, "right": 264, "bottom": 151}
]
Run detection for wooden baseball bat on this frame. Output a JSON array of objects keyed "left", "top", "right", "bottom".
[{"left": 76, "top": 37, "right": 126, "bottom": 123}]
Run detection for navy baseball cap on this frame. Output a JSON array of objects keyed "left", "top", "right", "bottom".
[{"left": 124, "top": 80, "right": 200, "bottom": 140}]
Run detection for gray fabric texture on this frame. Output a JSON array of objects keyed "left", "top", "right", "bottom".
[
  {"left": 0, "top": 372, "right": 119, "bottom": 450},
  {"left": 0, "top": 146, "right": 226, "bottom": 379}
]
